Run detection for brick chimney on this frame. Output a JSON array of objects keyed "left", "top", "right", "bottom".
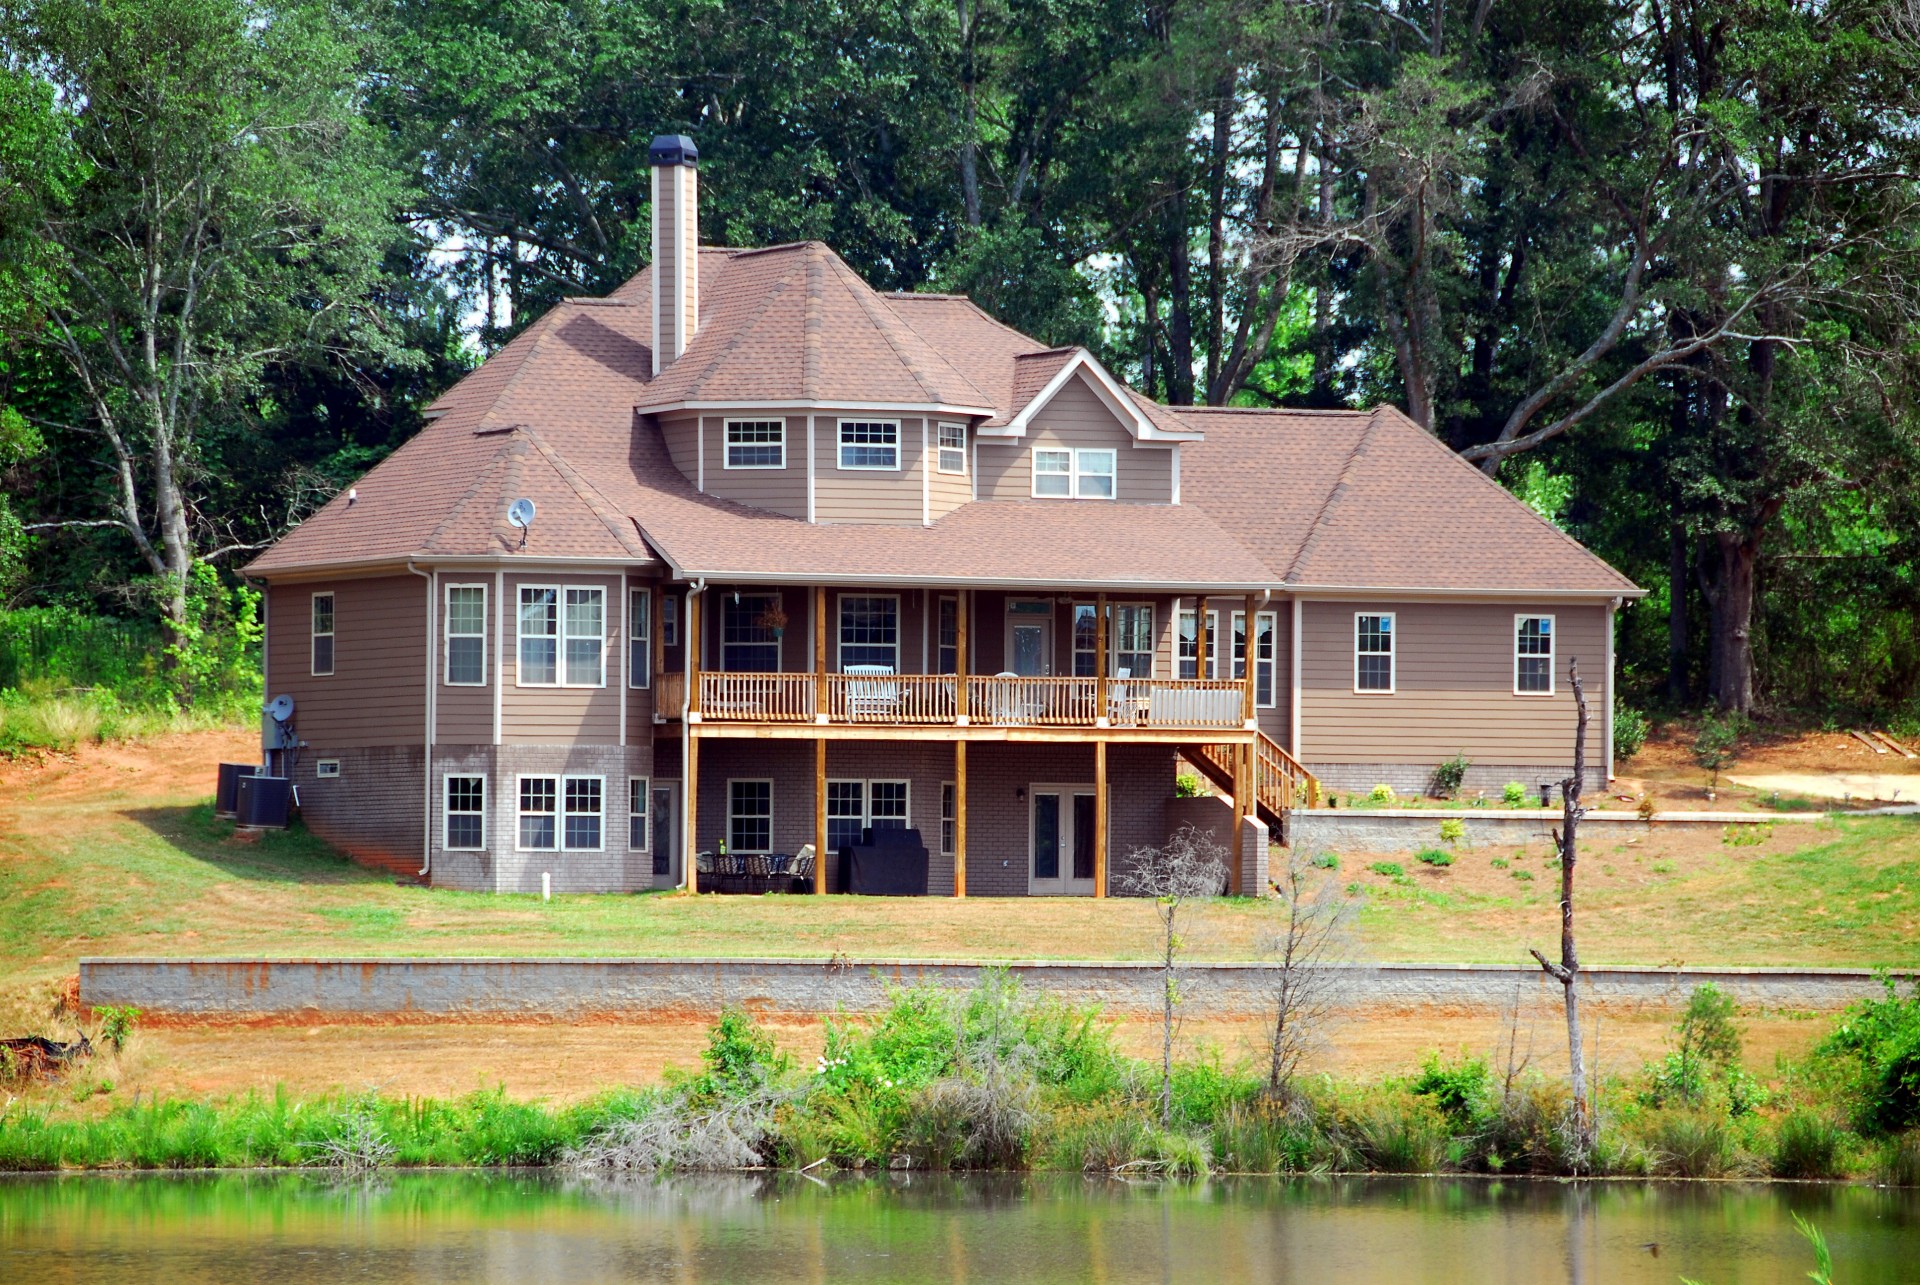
[{"left": 648, "top": 134, "right": 699, "bottom": 374}]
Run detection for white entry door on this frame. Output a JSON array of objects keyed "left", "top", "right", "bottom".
[
  {"left": 1030, "top": 784, "right": 1097, "bottom": 896},
  {"left": 1007, "top": 602, "right": 1053, "bottom": 676}
]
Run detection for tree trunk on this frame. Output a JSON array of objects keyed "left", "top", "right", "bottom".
[
  {"left": 1707, "top": 530, "right": 1760, "bottom": 714},
  {"left": 1166, "top": 201, "right": 1195, "bottom": 405},
  {"left": 1667, "top": 524, "right": 1689, "bottom": 704},
  {"left": 1204, "top": 78, "right": 1232, "bottom": 396},
  {"left": 1532, "top": 660, "right": 1594, "bottom": 1167}
]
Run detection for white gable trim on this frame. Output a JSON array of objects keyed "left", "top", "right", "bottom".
[{"left": 983, "top": 350, "right": 1202, "bottom": 443}]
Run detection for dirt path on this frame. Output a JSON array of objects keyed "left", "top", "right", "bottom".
[{"left": 1730, "top": 772, "right": 1920, "bottom": 803}]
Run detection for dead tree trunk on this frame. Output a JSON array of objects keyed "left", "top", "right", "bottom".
[{"left": 1530, "top": 658, "right": 1594, "bottom": 1167}]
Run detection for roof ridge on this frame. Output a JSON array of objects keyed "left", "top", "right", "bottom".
[
  {"left": 1370, "top": 405, "right": 1637, "bottom": 590},
  {"left": 673, "top": 254, "right": 810, "bottom": 401},
  {"left": 517, "top": 424, "right": 653, "bottom": 558},
  {"left": 832, "top": 256, "right": 987, "bottom": 405},
  {"left": 471, "top": 305, "right": 573, "bottom": 429},
  {"left": 728, "top": 240, "right": 821, "bottom": 260},
  {"left": 420, "top": 436, "right": 523, "bottom": 553},
  {"left": 1284, "top": 406, "right": 1384, "bottom": 582}
]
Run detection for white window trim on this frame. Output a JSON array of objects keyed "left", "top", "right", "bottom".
[
  {"left": 837, "top": 592, "right": 902, "bottom": 672},
  {"left": 443, "top": 582, "right": 488, "bottom": 687},
  {"left": 628, "top": 587, "right": 651, "bottom": 690},
  {"left": 316, "top": 759, "right": 341, "bottom": 778},
  {"left": 1110, "top": 601, "right": 1155, "bottom": 679},
  {"left": 827, "top": 778, "right": 912, "bottom": 836},
  {"left": 940, "top": 780, "right": 956, "bottom": 856},
  {"left": 662, "top": 594, "right": 679, "bottom": 647},
  {"left": 1514, "top": 612, "right": 1556, "bottom": 697},
  {"left": 723, "top": 418, "right": 787, "bottom": 470},
  {"left": 1232, "top": 609, "right": 1280, "bottom": 708},
  {"left": 726, "top": 777, "right": 775, "bottom": 854},
  {"left": 936, "top": 421, "right": 967, "bottom": 475},
  {"left": 627, "top": 775, "right": 651, "bottom": 852},
  {"left": 514, "top": 773, "right": 605, "bottom": 852},
  {"left": 515, "top": 584, "right": 607, "bottom": 689},
  {"left": 1030, "top": 446, "right": 1115, "bottom": 500},
  {"left": 310, "top": 591, "right": 335, "bottom": 676},
  {"left": 1354, "top": 611, "right": 1397, "bottom": 695},
  {"left": 1177, "top": 608, "right": 1222, "bottom": 680},
  {"left": 443, "top": 774, "right": 486, "bottom": 851},
  {"left": 837, "top": 417, "right": 902, "bottom": 471}
]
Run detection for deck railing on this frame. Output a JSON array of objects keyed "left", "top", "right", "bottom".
[{"left": 692, "top": 671, "right": 1251, "bottom": 732}]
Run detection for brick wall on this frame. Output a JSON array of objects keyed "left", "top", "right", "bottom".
[{"left": 292, "top": 745, "right": 425, "bottom": 876}]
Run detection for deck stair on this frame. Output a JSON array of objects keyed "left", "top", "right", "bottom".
[{"left": 1186, "top": 732, "right": 1320, "bottom": 839}]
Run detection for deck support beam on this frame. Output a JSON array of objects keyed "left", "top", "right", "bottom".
[
  {"left": 954, "top": 740, "right": 968, "bottom": 898},
  {"left": 1093, "top": 738, "right": 1107, "bottom": 898},
  {"left": 1095, "top": 592, "right": 1108, "bottom": 725},
  {"left": 1195, "top": 596, "right": 1209, "bottom": 679},
  {"left": 955, "top": 590, "right": 969, "bottom": 724},
  {"left": 814, "top": 736, "right": 828, "bottom": 895},
  {"left": 688, "top": 592, "right": 703, "bottom": 720},
  {"left": 1231, "top": 742, "right": 1247, "bottom": 895},
  {"left": 814, "top": 586, "right": 828, "bottom": 722}
]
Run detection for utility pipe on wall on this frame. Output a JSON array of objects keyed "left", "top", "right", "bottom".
[{"left": 679, "top": 577, "right": 707, "bottom": 891}]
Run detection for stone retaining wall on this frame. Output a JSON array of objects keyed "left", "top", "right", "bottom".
[
  {"left": 1288, "top": 808, "right": 1829, "bottom": 854},
  {"left": 79, "top": 957, "right": 1892, "bottom": 1020}
]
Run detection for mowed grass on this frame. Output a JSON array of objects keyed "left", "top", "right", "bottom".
[{"left": 2, "top": 732, "right": 1918, "bottom": 1024}]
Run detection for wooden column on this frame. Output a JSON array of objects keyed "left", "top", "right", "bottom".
[
  {"left": 1194, "top": 596, "right": 1209, "bottom": 679},
  {"left": 687, "top": 592, "right": 703, "bottom": 718},
  {"left": 814, "top": 586, "right": 828, "bottom": 721},
  {"left": 685, "top": 731, "right": 700, "bottom": 894},
  {"left": 955, "top": 590, "right": 969, "bottom": 723},
  {"left": 1095, "top": 592, "right": 1108, "bottom": 721},
  {"left": 1244, "top": 593, "right": 1258, "bottom": 726},
  {"left": 953, "top": 740, "right": 968, "bottom": 898},
  {"left": 1231, "top": 742, "right": 1247, "bottom": 895},
  {"left": 1093, "top": 738, "right": 1108, "bottom": 898},
  {"left": 653, "top": 586, "right": 666, "bottom": 691},
  {"left": 814, "top": 737, "right": 829, "bottom": 895}
]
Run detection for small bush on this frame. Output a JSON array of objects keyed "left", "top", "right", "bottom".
[
  {"left": 1613, "top": 700, "right": 1649, "bottom": 759},
  {"left": 1815, "top": 976, "right": 1920, "bottom": 1135},
  {"left": 1645, "top": 1109, "right": 1745, "bottom": 1177},
  {"left": 1368, "top": 861, "right": 1405, "bottom": 880},
  {"left": 1771, "top": 1111, "right": 1845, "bottom": 1179},
  {"left": 1431, "top": 754, "right": 1469, "bottom": 799},
  {"left": 94, "top": 1005, "right": 140, "bottom": 1053},
  {"left": 1347, "top": 1097, "right": 1451, "bottom": 1173},
  {"left": 1723, "top": 823, "right": 1771, "bottom": 847},
  {"left": 1367, "top": 783, "right": 1396, "bottom": 805},
  {"left": 1501, "top": 781, "right": 1527, "bottom": 807},
  {"left": 1212, "top": 1100, "right": 1318, "bottom": 1173},
  {"left": 1437, "top": 818, "right": 1466, "bottom": 846},
  {"left": 1511, "top": 869, "right": 1534, "bottom": 882},
  {"left": 1490, "top": 857, "right": 1509, "bottom": 869},
  {"left": 1414, "top": 848, "right": 1453, "bottom": 868},
  {"left": 1409, "top": 1054, "right": 1489, "bottom": 1129},
  {"left": 1309, "top": 851, "right": 1339, "bottom": 871},
  {"left": 1173, "top": 773, "right": 1205, "bottom": 798}
]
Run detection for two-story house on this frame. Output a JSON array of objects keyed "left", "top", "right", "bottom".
[{"left": 245, "top": 134, "right": 1642, "bottom": 898}]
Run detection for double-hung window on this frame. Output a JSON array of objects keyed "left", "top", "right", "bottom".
[
  {"left": 520, "top": 586, "right": 604, "bottom": 686},
  {"left": 725, "top": 419, "right": 785, "bottom": 469},
  {"left": 936, "top": 422, "right": 967, "bottom": 474},
  {"left": 629, "top": 588, "right": 651, "bottom": 688},
  {"left": 445, "top": 585, "right": 486, "bottom": 685},
  {"left": 839, "top": 419, "right": 900, "bottom": 470},
  {"left": 628, "top": 778, "right": 649, "bottom": 851},
  {"left": 1114, "top": 605, "right": 1154, "bottom": 679},
  {"left": 1355, "top": 613, "right": 1395, "bottom": 693},
  {"left": 519, "top": 775, "right": 602, "bottom": 851},
  {"left": 1178, "top": 610, "right": 1220, "bottom": 679},
  {"left": 311, "top": 593, "right": 335, "bottom": 675},
  {"left": 721, "top": 593, "right": 781, "bottom": 672},
  {"left": 1072, "top": 604, "right": 1101, "bottom": 677},
  {"left": 1516, "top": 615, "right": 1554, "bottom": 694},
  {"left": 1031, "top": 447, "right": 1116, "bottom": 499},
  {"left": 936, "top": 596, "right": 959, "bottom": 674},
  {"left": 444, "top": 776, "right": 485, "bottom": 850},
  {"left": 518, "top": 777, "right": 556, "bottom": 849},
  {"left": 661, "top": 595, "right": 679, "bottom": 647},
  {"left": 728, "top": 779, "right": 773, "bottom": 853},
  {"left": 940, "top": 782, "right": 956, "bottom": 856},
  {"left": 839, "top": 596, "right": 899, "bottom": 670},
  {"left": 1233, "top": 611, "right": 1278, "bottom": 707},
  {"left": 564, "top": 778, "right": 602, "bottom": 850},
  {"left": 827, "top": 779, "right": 910, "bottom": 853}
]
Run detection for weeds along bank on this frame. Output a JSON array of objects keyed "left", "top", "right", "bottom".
[{"left": 3, "top": 974, "right": 1919, "bottom": 1181}]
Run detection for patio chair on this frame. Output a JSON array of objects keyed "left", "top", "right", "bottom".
[
  {"left": 790, "top": 844, "right": 816, "bottom": 894},
  {"left": 986, "top": 671, "right": 1026, "bottom": 725},
  {"left": 745, "top": 852, "right": 773, "bottom": 893},
  {"left": 844, "top": 664, "right": 899, "bottom": 721}
]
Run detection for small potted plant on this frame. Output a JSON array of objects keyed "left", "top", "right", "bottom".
[{"left": 756, "top": 601, "right": 789, "bottom": 641}]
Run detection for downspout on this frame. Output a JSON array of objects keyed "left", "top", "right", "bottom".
[
  {"left": 679, "top": 577, "right": 707, "bottom": 890},
  {"left": 408, "top": 561, "right": 433, "bottom": 878}
]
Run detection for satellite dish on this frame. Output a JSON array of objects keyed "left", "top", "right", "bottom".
[
  {"left": 506, "top": 498, "right": 536, "bottom": 528},
  {"left": 266, "top": 694, "right": 295, "bottom": 722}
]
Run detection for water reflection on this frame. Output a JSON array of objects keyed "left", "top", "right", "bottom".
[{"left": 2, "top": 1170, "right": 1916, "bottom": 1284}]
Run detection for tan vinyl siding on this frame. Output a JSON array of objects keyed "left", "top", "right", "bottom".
[
  {"left": 976, "top": 375, "right": 1174, "bottom": 504},
  {"left": 683, "top": 413, "right": 809, "bottom": 517},
  {"left": 500, "top": 571, "right": 623, "bottom": 744},
  {"left": 434, "top": 572, "right": 493, "bottom": 743},
  {"left": 267, "top": 575, "right": 425, "bottom": 748},
  {"left": 1298, "top": 600, "right": 1608, "bottom": 765},
  {"left": 659, "top": 413, "right": 698, "bottom": 482},
  {"left": 928, "top": 418, "right": 973, "bottom": 518},
  {"left": 815, "top": 412, "right": 928, "bottom": 525},
  {"left": 625, "top": 575, "right": 662, "bottom": 731}
]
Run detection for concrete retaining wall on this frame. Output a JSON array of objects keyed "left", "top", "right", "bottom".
[
  {"left": 1288, "top": 807, "right": 1830, "bottom": 854},
  {"left": 79, "top": 956, "right": 1893, "bottom": 1020}
]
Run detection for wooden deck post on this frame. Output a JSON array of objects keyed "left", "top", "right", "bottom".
[
  {"left": 1244, "top": 593, "right": 1258, "bottom": 727},
  {"left": 1195, "top": 596, "right": 1209, "bottom": 679},
  {"left": 685, "top": 731, "right": 700, "bottom": 894},
  {"left": 954, "top": 589, "right": 969, "bottom": 724},
  {"left": 1231, "top": 741, "right": 1246, "bottom": 895},
  {"left": 953, "top": 740, "right": 968, "bottom": 897},
  {"left": 688, "top": 592, "right": 703, "bottom": 719},
  {"left": 1093, "top": 738, "right": 1107, "bottom": 898},
  {"left": 653, "top": 585, "right": 666, "bottom": 694},
  {"left": 814, "top": 586, "right": 828, "bottom": 721},
  {"left": 814, "top": 736, "right": 828, "bottom": 895},
  {"left": 1095, "top": 592, "right": 1108, "bottom": 723}
]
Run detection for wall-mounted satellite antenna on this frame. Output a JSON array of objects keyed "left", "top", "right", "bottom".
[
  {"left": 263, "top": 693, "right": 297, "bottom": 773},
  {"left": 506, "top": 497, "right": 536, "bottom": 550}
]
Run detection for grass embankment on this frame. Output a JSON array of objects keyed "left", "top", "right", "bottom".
[{"left": 4, "top": 976, "right": 1918, "bottom": 1182}]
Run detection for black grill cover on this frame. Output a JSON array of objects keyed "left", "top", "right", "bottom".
[{"left": 838, "top": 826, "right": 929, "bottom": 895}]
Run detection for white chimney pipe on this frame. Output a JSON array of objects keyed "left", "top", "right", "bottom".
[{"left": 649, "top": 134, "right": 699, "bottom": 374}]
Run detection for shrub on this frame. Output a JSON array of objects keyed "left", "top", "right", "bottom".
[
  {"left": 1613, "top": 701, "right": 1649, "bottom": 759},
  {"left": 1723, "top": 823, "right": 1771, "bottom": 847},
  {"left": 1368, "top": 861, "right": 1405, "bottom": 880},
  {"left": 1414, "top": 848, "right": 1453, "bottom": 868},
  {"left": 1814, "top": 976, "right": 1920, "bottom": 1135},
  {"left": 1771, "top": 1111, "right": 1846, "bottom": 1179},
  {"left": 1212, "top": 1099, "right": 1319, "bottom": 1173},
  {"left": 1173, "top": 773, "right": 1205, "bottom": 798},
  {"left": 1367, "top": 783, "right": 1396, "bottom": 805},
  {"left": 1642, "top": 984, "right": 1746, "bottom": 1111},
  {"left": 1490, "top": 857, "right": 1509, "bottom": 869},
  {"left": 94, "top": 1005, "right": 140, "bottom": 1053},
  {"left": 1431, "top": 754, "right": 1469, "bottom": 799},
  {"left": 1501, "top": 781, "right": 1527, "bottom": 807},
  {"left": 1309, "top": 851, "right": 1339, "bottom": 871},
  {"left": 1693, "top": 714, "right": 1742, "bottom": 791},
  {"left": 1437, "top": 819, "right": 1466, "bottom": 846},
  {"left": 1409, "top": 1054, "right": 1489, "bottom": 1130},
  {"left": 1346, "top": 1097, "right": 1452, "bottom": 1173},
  {"left": 1878, "top": 1131, "right": 1920, "bottom": 1185},
  {"left": 1644, "top": 1109, "right": 1745, "bottom": 1178},
  {"left": 1511, "top": 869, "right": 1534, "bottom": 882}
]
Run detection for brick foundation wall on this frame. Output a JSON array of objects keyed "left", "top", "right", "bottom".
[{"left": 292, "top": 745, "right": 424, "bottom": 875}]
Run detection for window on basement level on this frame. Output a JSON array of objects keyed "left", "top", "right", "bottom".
[
  {"left": 1516, "top": 615, "right": 1554, "bottom": 694},
  {"left": 445, "top": 585, "right": 486, "bottom": 685},
  {"left": 940, "top": 782, "right": 956, "bottom": 856},
  {"left": 563, "top": 777, "right": 603, "bottom": 851},
  {"left": 445, "top": 776, "right": 484, "bottom": 850},
  {"left": 838, "top": 420, "right": 900, "bottom": 469},
  {"left": 1356, "top": 613, "right": 1395, "bottom": 692},
  {"left": 937, "top": 422, "right": 967, "bottom": 474},
  {"left": 827, "top": 780, "right": 865, "bottom": 853},
  {"left": 628, "top": 777, "right": 649, "bottom": 851},
  {"left": 728, "top": 779, "right": 773, "bottom": 853},
  {"left": 519, "top": 777, "right": 556, "bottom": 850},
  {"left": 725, "top": 419, "right": 785, "bottom": 469}
]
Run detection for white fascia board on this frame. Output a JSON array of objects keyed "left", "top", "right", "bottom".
[
  {"left": 1288, "top": 585, "right": 1648, "bottom": 602},
  {"left": 984, "top": 351, "right": 1202, "bottom": 443},
  {"left": 639, "top": 399, "right": 998, "bottom": 418},
  {"left": 644, "top": 567, "right": 1282, "bottom": 593}
]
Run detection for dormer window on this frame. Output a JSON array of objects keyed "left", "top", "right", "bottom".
[
  {"left": 1033, "top": 447, "right": 1115, "bottom": 500},
  {"left": 725, "top": 419, "right": 785, "bottom": 469},
  {"left": 839, "top": 419, "right": 900, "bottom": 470}
]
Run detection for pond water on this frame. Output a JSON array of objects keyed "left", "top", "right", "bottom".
[{"left": 2, "top": 1170, "right": 1916, "bottom": 1283}]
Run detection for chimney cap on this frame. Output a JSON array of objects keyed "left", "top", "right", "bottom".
[{"left": 649, "top": 134, "right": 698, "bottom": 167}]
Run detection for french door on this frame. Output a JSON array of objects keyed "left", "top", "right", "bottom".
[
  {"left": 1029, "top": 784, "right": 1097, "bottom": 896},
  {"left": 652, "top": 783, "right": 679, "bottom": 887}
]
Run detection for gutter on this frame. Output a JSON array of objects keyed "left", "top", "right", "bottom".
[
  {"left": 407, "top": 561, "right": 433, "bottom": 879},
  {"left": 680, "top": 577, "right": 706, "bottom": 891}
]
